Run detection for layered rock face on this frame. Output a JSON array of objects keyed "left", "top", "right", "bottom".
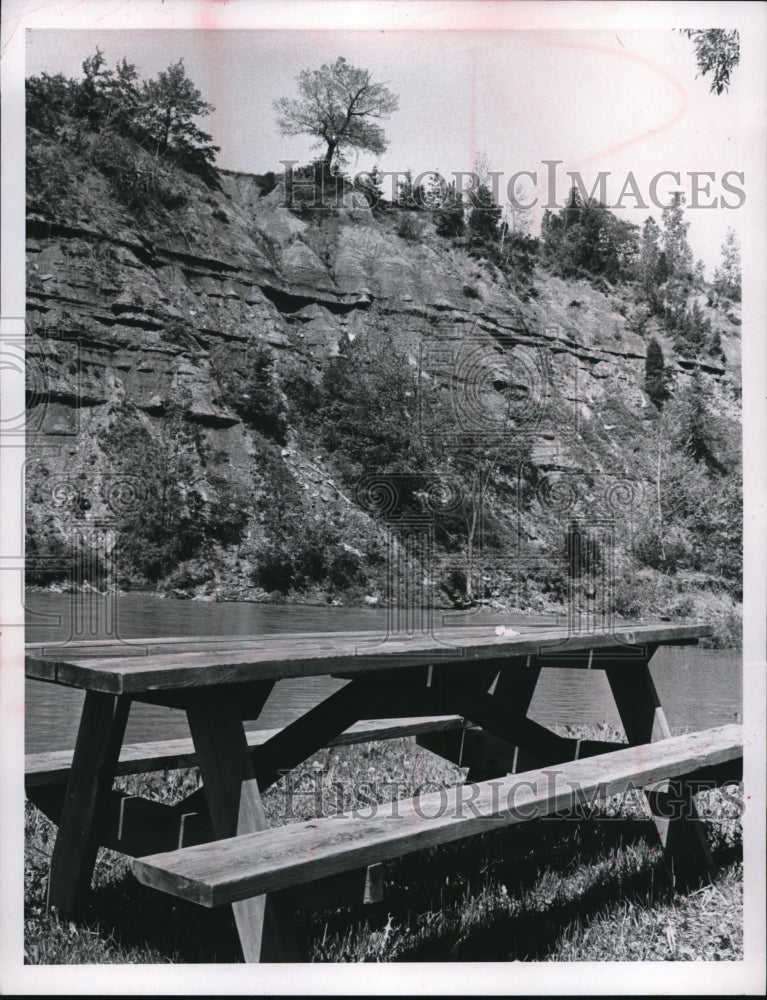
[{"left": 25, "top": 153, "right": 740, "bottom": 614}]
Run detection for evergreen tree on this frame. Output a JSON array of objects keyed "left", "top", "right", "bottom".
[
  {"left": 639, "top": 216, "right": 662, "bottom": 287},
  {"left": 467, "top": 182, "right": 501, "bottom": 249},
  {"left": 396, "top": 170, "right": 418, "bottom": 208},
  {"left": 661, "top": 192, "right": 693, "bottom": 279},
  {"left": 645, "top": 337, "right": 671, "bottom": 408},
  {"left": 434, "top": 181, "right": 465, "bottom": 237},
  {"left": 713, "top": 228, "right": 741, "bottom": 302},
  {"left": 563, "top": 185, "right": 583, "bottom": 229},
  {"left": 673, "top": 371, "right": 725, "bottom": 474}
]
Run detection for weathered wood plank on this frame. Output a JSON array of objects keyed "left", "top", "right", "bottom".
[
  {"left": 25, "top": 716, "right": 467, "bottom": 788},
  {"left": 417, "top": 727, "right": 627, "bottom": 775},
  {"left": 132, "top": 725, "right": 742, "bottom": 907},
  {"left": 605, "top": 652, "right": 670, "bottom": 744},
  {"left": 25, "top": 623, "right": 713, "bottom": 694},
  {"left": 46, "top": 692, "right": 131, "bottom": 917},
  {"left": 25, "top": 624, "right": 544, "bottom": 659},
  {"left": 605, "top": 658, "right": 714, "bottom": 887},
  {"left": 27, "top": 784, "right": 215, "bottom": 856},
  {"left": 251, "top": 680, "right": 393, "bottom": 790},
  {"left": 185, "top": 685, "right": 298, "bottom": 963}
]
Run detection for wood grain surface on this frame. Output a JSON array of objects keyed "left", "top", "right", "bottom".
[
  {"left": 26, "top": 623, "right": 712, "bottom": 694},
  {"left": 132, "top": 724, "right": 742, "bottom": 907}
]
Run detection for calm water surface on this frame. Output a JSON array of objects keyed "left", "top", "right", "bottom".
[{"left": 25, "top": 593, "right": 742, "bottom": 753}]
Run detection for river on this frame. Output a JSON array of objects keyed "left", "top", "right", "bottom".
[{"left": 24, "top": 593, "right": 742, "bottom": 753}]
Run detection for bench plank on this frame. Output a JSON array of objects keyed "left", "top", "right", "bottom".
[
  {"left": 132, "top": 724, "right": 742, "bottom": 908},
  {"left": 25, "top": 716, "right": 466, "bottom": 788},
  {"left": 26, "top": 623, "right": 712, "bottom": 694}
]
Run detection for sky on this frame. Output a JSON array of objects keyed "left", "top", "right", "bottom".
[{"left": 25, "top": 26, "right": 752, "bottom": 273}]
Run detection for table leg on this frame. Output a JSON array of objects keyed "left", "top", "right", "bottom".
[
  {"left": 185, "top": 687, "right": 299, "bottom": 963},
  {"left": 465, "top": 661, "right": 542, "bottom": 780},
  {"left": 47, "top": 692, "right": 131, "bottom": 918},
  {"left": 606, "top": 656, "right": 714, "bottom": 887}
]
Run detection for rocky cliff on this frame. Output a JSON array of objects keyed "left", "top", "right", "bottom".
[{"left": 25, "top": 138, "right": 742, "bottom": 640}]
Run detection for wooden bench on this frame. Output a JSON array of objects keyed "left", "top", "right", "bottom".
[
  {"left": 131, "top": 724, "right": 743, "bottom": 908},
  {"left": 25, "top": 714, "right": 467, "bottom": 862}
]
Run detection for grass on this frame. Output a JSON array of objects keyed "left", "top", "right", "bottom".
[{"left": 24, "top": 730, "right": 743, "bottom": 964}]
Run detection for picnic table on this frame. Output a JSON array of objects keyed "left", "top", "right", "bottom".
[{"left": 25, "top": 621, "right": 743, "bottom": 963}]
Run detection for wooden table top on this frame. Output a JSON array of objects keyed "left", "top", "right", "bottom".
[{"left": 25, "top": 622, "right": 713, "bottom": 695}]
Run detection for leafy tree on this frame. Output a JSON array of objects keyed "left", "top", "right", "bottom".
[
  {"left": 211, "top": 342, "right": 287, "bottom": 443},
  {"left": 505, "top": 178, "right": 533, "bottom": 237},
  {"left": 273, "top": 57, "right": 399, "bottom": 172},
  {"left": 639, "top": 216, "right": 662, "bottom": 287},
  {"left": 26, "top": 71, "right": 77, "bottom": 135},
  {"left": 99, "top": 402, "right": 211, "bottom": 585},
  {"left": 661, "top": 192, "right": 693, "bottom": 279},
  {"left": 434, "top": 181, "right": 465, "bottom": 237},
  {"left": 681, "top": 29, "right": 740, "bottom": 95},
  {"left": 467, "top": 182, "right": 502, "bottom": 249},
  {"left": 76, "top": 48, "right": 141, "bottom": 132},
  {"left": 27, "top": 50, "right": 220, "bottom": 178},
  {"left": 315, "top": 326, "right": 425, "bottom": 481},
  {"left": 645, "top": 337, "right": 671, "bottom": 408},
  {"left": 713, "top": 228, "right": 741, "bottom": 301},
  {"left": 542, "top": 192, "right": 638, "bottom": 282},
  {"left": 139, "top": 59, "right": 219, "bottom": 164}
]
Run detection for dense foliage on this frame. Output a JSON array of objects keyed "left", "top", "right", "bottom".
[
  {"left": 27, "top": 49, "right": 220, "bottom": 200},
  {"left": 541, "top": 189, "right": 639, "bottom": 283}
]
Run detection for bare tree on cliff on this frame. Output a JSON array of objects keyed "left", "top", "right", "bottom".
[{"left": 273, "top": 57, "right": 399, "bottom": 173}]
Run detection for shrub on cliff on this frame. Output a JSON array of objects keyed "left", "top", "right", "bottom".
[
  {"left": 211, "top": 343, "right": 288, "bottom": 444},
  {"left": 315, "top": 327, "right": 425, "bottom": 481},
  {"left": 541, "top": 188, "right": 639, "bottom": 283},
  {"left": 90, "top": 134, "right": 190, "bottom": 213},
  {"left": 97, "top": 404, "right": 211, "bottom": 586},
  {"left": 26, "top": 49, "right": 220, "bottom": 189}
]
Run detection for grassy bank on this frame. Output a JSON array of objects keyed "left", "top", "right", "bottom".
[{"left": 24, "top": 729, "right": 743, "bottom": 964}]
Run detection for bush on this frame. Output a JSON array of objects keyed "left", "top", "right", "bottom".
[
  {"left": 26, "top": 138, "right": 74, "bottom": 216},
  {"left": 97, "top": 406, "right": 210, "bottom": 586},
  {"left": 90, "top": 135, "right": 188, "bottom": 213},
  {"left": 396, "top": 212, "right": 423, "bottom": 241},
  {"left": 313, "top": 327, "right": 426, "bottom": 482},
  {"left": 211, "top": 343, "right": 287, "bottom": 443}
]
